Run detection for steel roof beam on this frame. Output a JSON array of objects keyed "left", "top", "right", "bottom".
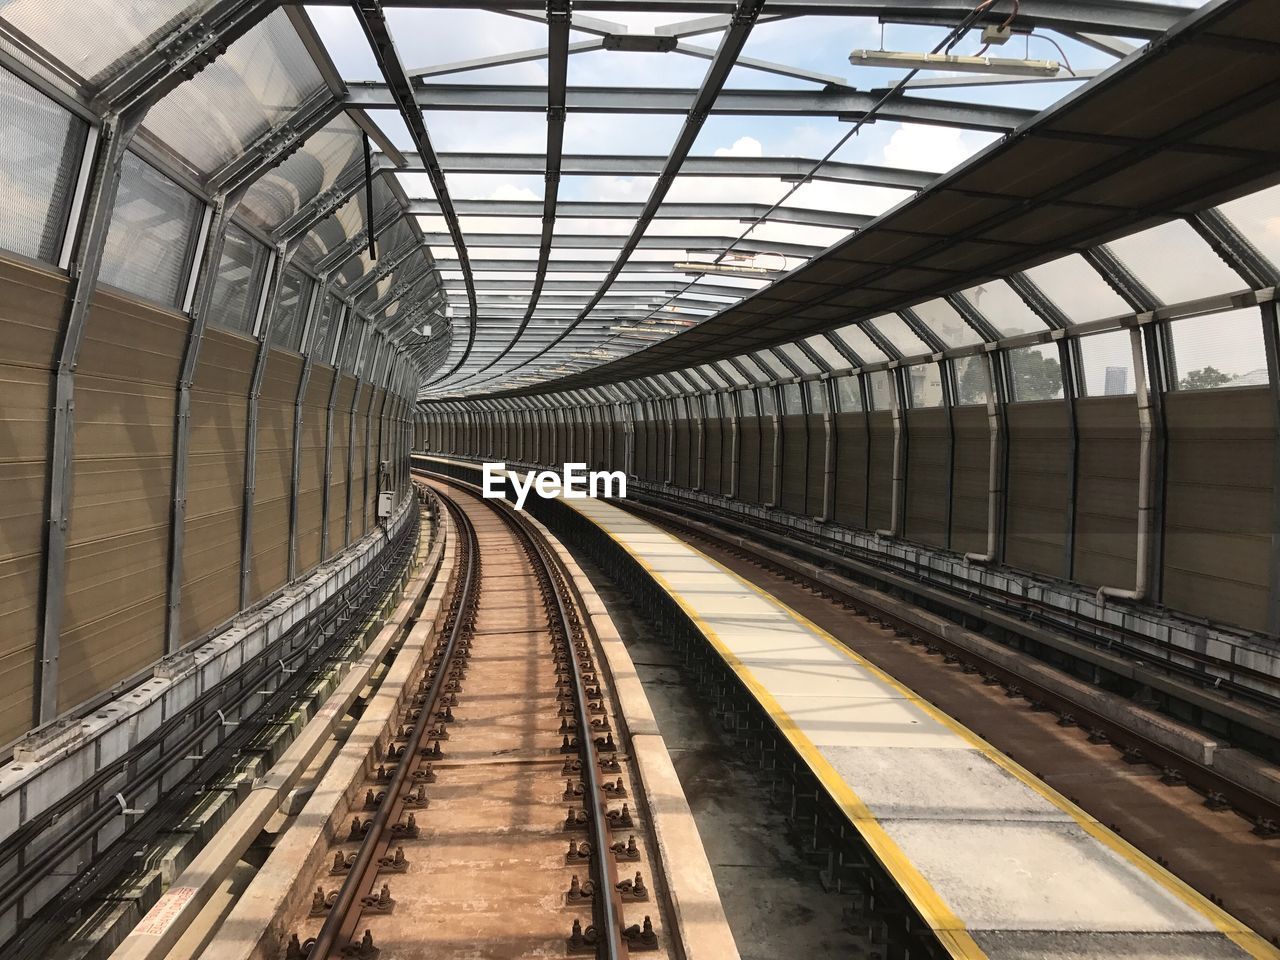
[
  {"left": 347, "top": 83, "right": 1035, "bottom": 130},
  {"left": 415, "top": 150, "right": 935, "bottom": 188},
  {"left": 424, "top": 232, "right": 824, "bottom": 258},
  {"left": 409, "top": 197, "right": 871, "bottom": 229},
  {"left": 314, "top": 0, "right": 1191, "bottom": 38},
  {"left": 351, "top": 0, "right": 478, "bottom": 371},
  {"left": 406, "top": 37, "right": 601, "bottom": 78}
]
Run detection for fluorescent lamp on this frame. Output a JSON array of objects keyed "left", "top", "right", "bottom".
[
  {"left": 848, "top": 49, "right": 1059, "bottom": 77},
  {"left": 674, "top": 261, "right": 772, "bottom": 276}
]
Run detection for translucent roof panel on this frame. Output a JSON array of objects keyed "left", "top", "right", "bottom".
[
  {"left": 958, "top": 279, "right": 1048, "bottom": 338},
  {"left": 868, "top": 314, "right": 930, "bottom": 356},
  {"left": 1021, "top": 254, "right": 1129, "bottom": 323},
  {"left": 142, "top": 9, "right": 327, "bottom": 178},
  {"left": 830, "top": 322, "right": 888, "bottom": 365},
  {"left": 1105, "top": 219, "right": 1247, "bottom": 305},
  {"left": 911, "top": 299, "right": 984, "bottom": 348},
  {"left": 1216, "top": 184, "right": 1280, "bottom": 274},
  {"left": 803, "top": 334, "right": 851, "bottom": 371},
  {"left": 0, "top": 0, "right": 207, "bottom": 90},
  {"left": 774, "top": 342, "right": 821, "bottom": 375},
  {"left": 240, "top": 114, "right": 365, "bottom": 232}
]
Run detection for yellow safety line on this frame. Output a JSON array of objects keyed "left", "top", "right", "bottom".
[{"left": 569, "top": 497, "right": 1280, "bottom": 960}]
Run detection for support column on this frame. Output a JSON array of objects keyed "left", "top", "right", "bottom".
[
  {"left": 344, "top": 322, "right": 370, "bottom": 547},
  {"left": 320, "top": 304, "right": 348, "bottom": 560},
  {"left": 694, "top": 393, "right": 706, "bottom": 491},
  {"left": 37, "top": 111, "right": 143, "bottom": 723},
  {"left": 287, "top": 281, "right": 323, "bottom": 580},
  {"left": 821, "top": 377, "right": 836, "bottom": 522},
  {"left": 728, "top": 391, "right": 740, "bottom": 499},
  {"left": 239, "top": 243, "right": 296, "bottom": 608},
  {"left": 1264, "top": 301, "right": 1280, "bottom": 635},
  {"left": 768, "top": 385, "right": 782, "bottom": 507}
]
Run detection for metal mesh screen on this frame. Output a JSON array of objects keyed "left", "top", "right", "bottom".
[
  {"left": 98, "top": 151, "right": 202, "bottom": 307},
  {"left": 0, "top": 66, "right": 87, "bottom": 262}
]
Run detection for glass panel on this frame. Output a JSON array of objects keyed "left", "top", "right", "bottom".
[
  {"left": 1007, "top": 344, "right": 1064, "bottom": 401},
  {"left": 0, "top": 67, "right": 86, "bottom": 262},
  {"left": 1078, "top": 329, "right": 1136, "bottom": 397},
  {"left": 835, "top": 375, "right": 862, "bottom": 412},
  {"left": 269, "top": 266, "right": 312, "bottom": 350},
  {"left": 757, "top": 387, "right": 776, "bottom": 415},
  {"left": 908, "top": 362, "right": 945, "bottom": 407},
  {"left": 776, "top": 342, "right": 821, "bottom": 375},
  {"left": 1106, "top": 219, "right": 1245, "bottom": 305},
  {"left": 867, "top": 370, "right": 894, "bottom": 410},
  {"left": 957, "top": 279, "right": 1047, "bottom": 338},
  {"left": 803, "top": 334, "right": 850, "bottom": 371},
  {"left": 830, "top": 322, "right": 888, "bottom": 364},
  {"left": 205, "top": 222, "right": 269, "bottom": 333},
  {"left": 734, "top": 354, "right": 771, "bottom": 382},
  {"left": 780, "top": 382, "right": 803, "bottom": 413},
  {"left": 805, "top": 380, "right": 828, "bottom": 413},
  {"left": 1170, "top": 307, "right": 1268, "bottom": 389},
  {"left": 869, "top": 314, "right": 930, "bottom": 356},
  {"left": 1217, "top": 184, "right": 1280, "bottom": 273},
  {"left": 696, "top": 363, "right": 729, "bottom": 388},
  {"left": 1021, "top": 254, "right": 1129, "bottom": 323},
  {"left": 737, "top": 389, "right": 757, "bottom": 416},
  {"left": 142, "top": 10, "right": 325, "bottom": 177},
  {"left": 912, "top": 299, "right": 983, "bottom": 347},
  {"left": 752, "top": 350, "right": 789, "bottom": 379},
  {"left": 341, "top": 321, "right": 364, "bottom": 372},
  {"left": 241, "top": 115, "right": 365, "bottom": 232},
  {"left": 953, "top": 355, "right": 990, "bottom": 406},
  {"left": 310, "top": 295, "right": 342, "bottom": 363},
  {"left": 99, "top": 152, "right": 201, "bottom": 307}
]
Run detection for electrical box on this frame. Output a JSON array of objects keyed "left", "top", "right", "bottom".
[
  {"left": 378, "top": 491, "right": 394, "bottom": 520},
  {"left": 982, "top": 24, "right": 1012, "bottom": 45}
]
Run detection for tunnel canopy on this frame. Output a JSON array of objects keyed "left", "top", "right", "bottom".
[{"left": 1, "top": 0, "right": 1277, "bottom": 401}]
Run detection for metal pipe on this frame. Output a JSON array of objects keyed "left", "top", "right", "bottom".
[
  {"left": 965, "top": 351, "right": 1004, "bottom": 564},
  {"left": 1097, "top": 326, "right": 1153, "bottom": 605},
  {"left": 876, "top": 369, "right": 905, "bottom": 538}
]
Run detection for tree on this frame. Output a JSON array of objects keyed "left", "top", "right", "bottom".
[
  {"left": 1008, "top": 348, "right": 1063, "bottom": 401},
  {"left": 1178, "top": 366, "right": 1233, "bottom": 390}
]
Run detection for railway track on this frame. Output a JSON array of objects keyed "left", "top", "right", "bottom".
[{"left": 278, "top": 478, "right": 671, "bottom": 959}]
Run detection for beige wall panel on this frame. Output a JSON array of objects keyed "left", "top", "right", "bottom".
[
  {"left": 248, "top": 351, "right": 303, "bottom": 602},
  {"left": 867, "top": 412, "right": 894, "bottom": 531},
  {"left": 780, "top": 414, "right": 807, "bottom": 515},
  {"left": 833, "top": 412, "right": 868, "bottom": 529},
  {"left": 950, "top": 406, "right": 990, "bottom": 557},
  {"left": 704, "top": 420, "right": 723, "bottom": 494},
  {"left": 1073, "top": 397, "right": 1140, "bottom": 589},
  {"left": 673, "top": 422, "right": 692, "bottom": 488},
  {"left": 0, "top": 256, "right": 67, "bottom": 742},
  {"left": 905, "top": 407, "right": 949, "bottom": 549},
  {"left": 328, "top": 377, "right": 356, "bottom": 555},
  {"left": 805, "top": 413, "right": 825, "bottom": 517},
  {"left": 1163, "top": 387, "right": 1273, "bottom": 632},
  {"left": 60, "top": 290, "right": 187, "bottom": 715},
  {"left": 296, "top": 365, "right": 334, "bottom": 576},
  {"left": 350, "top": 385, "right": 371, "bottom": 539},
  {"left": 757, "top": 419, "right": 776, "bottom": 504},
  {"left": 177, "top": 326, "right": 254, "bottom": 643},
  {"left": 1004, "top": 400, "right": 1070, "bottom": 579}
]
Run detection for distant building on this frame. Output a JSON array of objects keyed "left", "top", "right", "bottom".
[{"left": 1103, "top": 366, "right": 1129, "bottom": 395}]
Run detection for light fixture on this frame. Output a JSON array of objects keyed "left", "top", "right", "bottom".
[
  {"left": 848, "top": 49, "right": 1059, "bottom": 77},
  {"left": 674, "top": 261, "right": 773, "bottom": 276}
]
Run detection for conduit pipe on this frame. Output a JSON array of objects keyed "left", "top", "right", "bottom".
[
  {"left": 966, "top": 351, "right": 1004, "bottom": 563},
  {"left": 1097, "top": 325, "right": 1154, "bottom": 605},
  {"left": 876, "top": 369, "right": 904, "bottom": 538}
]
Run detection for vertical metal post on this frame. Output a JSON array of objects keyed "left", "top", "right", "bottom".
[
  {"left": 728, "top": 390, "right": 740, "bottom": 499},
  {"left": 320, "top": 303, "right": 347, "bottom": 560},
  {"left": 344, "top": 322, "right": 369, "bottom": 547},
  {"left": 1141, "top": 318, "right": 1172, "bottom": 606},
  {"left": 822, "top": 377, "right": 836, "bottom": 522},
  {"left": 37, "top": 111, "right": 142, "bottom": 723},
  {"left": 694, "top": 393, "right": 706, "bottom": 491},
  {"left": 1057, "top": 333, "right": 1081, "bottom": 580},
  {"left": 1263, "top": 301, "right": 1280, "bottom": 635},
  {"left": 164, "top": 193, "right": 226, "bottom": 653},
  {"left": 239, "top": 243, "right": 293, "bottom": 608},
  {"left": 940, "top": 359, "right": 956, "bottom": 548},
  {"left": 665, "top": 398, "right": 676, "bottom": 485},
  {"left": 768, "top": 385, "right": 782, "bottom": 507},
  {"left": 287, "top": 280, "right": 322, "bottom": 580}
]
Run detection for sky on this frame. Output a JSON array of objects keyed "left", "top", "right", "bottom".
[{"left": 299, "top": 2, "right": 1273, "bottom": 393}]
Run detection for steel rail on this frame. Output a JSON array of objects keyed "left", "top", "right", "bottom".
[
  {"left": 306, "top": 492, "right": 478, "bottom": 957},
  {"left": 501, "top": 498, "right": 629, "bottom": 958}
]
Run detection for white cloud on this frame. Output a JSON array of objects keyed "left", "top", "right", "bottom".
[
  {"left": 880, "top": 123, "right": 988, "bottom": 173},
  {"left": 714, "top": 136, "right": 763, "bottom": 158},
  {"left": 488, "top": 183, "right": 540, "bottom": 202}
]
